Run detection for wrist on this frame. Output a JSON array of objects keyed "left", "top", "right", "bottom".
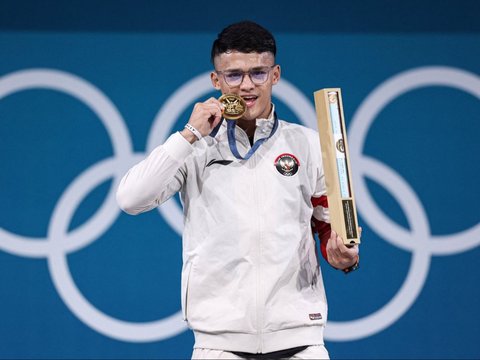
[
  {"left": 342, "top": 256, "right": 360, "bottom": 274},
  {"left": 180, "top": 128, "right": 198, "bottom": 144},
  {"left": 184, "top": 123, "right": 203, "bottom": 141}
]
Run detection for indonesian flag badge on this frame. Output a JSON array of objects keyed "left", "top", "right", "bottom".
[{"left": 274, "top": 153, "right": 300, "bottom": 176}]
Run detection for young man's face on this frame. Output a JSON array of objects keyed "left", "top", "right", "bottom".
[{"left": 211, "top": 51, "right": 281, "bottom": 121}]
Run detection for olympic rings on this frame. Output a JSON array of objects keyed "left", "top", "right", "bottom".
[
  {"left": 0, "top": 69, "right": 186, "bottom": 342},
  {"left": 0, "top": 66, "right": 479, "bottom": 343}
]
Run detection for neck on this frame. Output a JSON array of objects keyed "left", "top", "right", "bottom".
[
  {"left": 236, "top": 119, "right": 256, "bottom": 138},
  {"left": 236, "top": 104, "right": 274, "bottom": 137}
]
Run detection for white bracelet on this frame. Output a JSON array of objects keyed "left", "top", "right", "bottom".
[{"left": 184, "top": 123, "right": 203, "bottom": 140}]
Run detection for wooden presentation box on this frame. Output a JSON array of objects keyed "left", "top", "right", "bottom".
[{"left": 314, "top": 88, "right": 360, "bottom": 245}]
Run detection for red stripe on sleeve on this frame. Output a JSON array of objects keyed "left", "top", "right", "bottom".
[{"left": 311, "top": 195, "right": 328, "bottom": 208}]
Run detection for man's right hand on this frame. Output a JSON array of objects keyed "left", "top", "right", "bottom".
[{"left": 181, "top": 97, "right": 224, "bottom": 144}]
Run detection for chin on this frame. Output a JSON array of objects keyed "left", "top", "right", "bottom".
[{"left": 242, "top": 110, "right": 258, "bottom": 121}]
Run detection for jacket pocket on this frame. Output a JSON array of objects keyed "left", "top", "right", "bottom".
[{"left": 181, "top": 261, "right": 193, "bottom": 321}]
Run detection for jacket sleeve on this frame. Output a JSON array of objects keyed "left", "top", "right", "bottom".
[{"left": 116, "top": 132, "right": 193, "bottom": 215}]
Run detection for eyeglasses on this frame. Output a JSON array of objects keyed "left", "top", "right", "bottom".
[{"left": 215, "top": 65, "right": 276, "bottom": 87}]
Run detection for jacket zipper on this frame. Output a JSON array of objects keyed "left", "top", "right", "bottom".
[
  {"left": 250, "top": 134, "right": 265, "bottom": 353},
  {"left": 239, "top": 125, "right": 264, "bottom": 353}
]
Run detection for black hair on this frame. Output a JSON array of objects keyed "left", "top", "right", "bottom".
[{"left": 211, "top": 21, "right": 276, "bottom": 64}]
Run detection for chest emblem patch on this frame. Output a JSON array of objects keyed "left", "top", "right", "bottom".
[{"left": 274, "top": 153, "right": 300, "bottom": 176}]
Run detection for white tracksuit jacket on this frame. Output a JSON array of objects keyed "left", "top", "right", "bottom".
[{"left": 116, "top": 110, "right": 330, "bottom": 354}]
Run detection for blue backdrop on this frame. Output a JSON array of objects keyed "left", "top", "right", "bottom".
[{"left": 1, "top": 1, "right": 479, "bottom": 359}]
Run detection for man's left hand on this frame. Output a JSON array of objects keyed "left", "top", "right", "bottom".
[{"left": 326, "top": 230, "right": 360, "bottom": 270}]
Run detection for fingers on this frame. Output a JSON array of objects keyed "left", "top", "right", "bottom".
[
  {"left": 204, "top": 97, "right": 223, "bottom": 107},
  {"left": 326, "top": 230, "right": 359, "bottom": 270},
  {"left": 192, "top": 98, "right": 224, "bottom": 132},
  {"left": 181, "top": 98, "right": 225, "bottom": 142}
]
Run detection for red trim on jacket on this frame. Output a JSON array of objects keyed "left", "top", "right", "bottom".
[
  {"left": 311, "top": 195, "right": 328, "bottom": 209},
  {"left": 311, "top": 196, "right": 331, "bottom": 263}
]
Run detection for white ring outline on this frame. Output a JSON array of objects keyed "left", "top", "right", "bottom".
[
  {"left": 349, "top": 66, "right": 480, "bottom": 254},
  {"left": 0, "top": 69, "right": 132, "bottom": 257},
  {"left": 326, "top": 66, "right": 480, "bottom": 341},
  {"left": 325, "top": 155, "right": 432, "bottom": 341},
  {"left": 47, "top": 156, "right": 187, "bottom": 342}
]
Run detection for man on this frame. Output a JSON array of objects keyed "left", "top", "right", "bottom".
[{"left": 116, "top": 21, "right": 359, "bottom": 359}]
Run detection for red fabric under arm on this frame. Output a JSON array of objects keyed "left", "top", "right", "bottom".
[{"left": 311, "top": 195, "right": 331, "bottom": 263}]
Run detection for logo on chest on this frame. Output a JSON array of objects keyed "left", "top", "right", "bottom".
[{"left": 274, "top": 153, "right": 300, "bottom": 176}]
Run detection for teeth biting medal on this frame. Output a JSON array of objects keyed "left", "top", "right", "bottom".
[{"left": 219, "top": 94, "right": 247, "bottom": 120}]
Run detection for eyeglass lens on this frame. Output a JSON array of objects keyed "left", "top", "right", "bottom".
[{"left": 223, "top": 68, "right": 272, "bottom": 86}]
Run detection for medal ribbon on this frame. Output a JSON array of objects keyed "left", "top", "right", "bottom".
[{"left": 226, "top": 112, "right": 278, "bottom": 160}]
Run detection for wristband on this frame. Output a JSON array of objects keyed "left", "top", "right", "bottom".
[
  {"left": 184, "top": 123, "right": 203, "bottom": 140},
  {"left": 342, "top": 257, "right": 360, "bottom": 274}
]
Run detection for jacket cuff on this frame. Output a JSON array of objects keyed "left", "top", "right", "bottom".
[{"left": 163, "top": 131, "right": 194, "bottom": 163}]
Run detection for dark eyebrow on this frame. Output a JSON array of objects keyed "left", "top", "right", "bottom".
[
  {"left": 251, "top": 66, "right": 271, "bottom": 70},
  {"left": 222, "top": 66, "right": 272, "bottom": 73},
  {"left": 222, "top": 68, "right": 243, "bottom": 73}
]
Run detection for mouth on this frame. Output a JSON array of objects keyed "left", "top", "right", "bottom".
[{"left": 241, "top": 95, "right": 258, "bottom": 107}]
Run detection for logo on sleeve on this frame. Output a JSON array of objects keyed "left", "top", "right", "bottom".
[{"left": 274, "top": 153, "right": 300, "bottom": 176}]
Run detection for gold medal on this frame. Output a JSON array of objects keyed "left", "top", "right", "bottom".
[{"left": 219, "top": 94, "right": 247, "bottom": 120}]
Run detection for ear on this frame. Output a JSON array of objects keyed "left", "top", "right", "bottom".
[
  {"left": 272, "top": 65, "right": 281, "bottom": 85},
  {"left": 211, "top": 71, "right": 221, "bottom": 90}
]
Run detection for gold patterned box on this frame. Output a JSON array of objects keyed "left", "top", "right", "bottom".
[{"left": 314, "top": 88, "right": 360, "bottom": 245}]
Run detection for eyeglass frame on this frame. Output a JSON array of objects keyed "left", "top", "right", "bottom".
[{"left": 214, "top": 65, "right": 277, "bottom": 87}]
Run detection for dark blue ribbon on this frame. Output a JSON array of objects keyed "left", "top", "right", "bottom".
[
  {"left": 209, "top": 112, "right": 279, "bottom": 160},
  {"left": 231, "top": 113, "right": 279, "bottom": 161}
]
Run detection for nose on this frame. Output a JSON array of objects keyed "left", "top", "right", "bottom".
[{"left": 239, "top": 72, "right": 255, "bottom": 91}]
